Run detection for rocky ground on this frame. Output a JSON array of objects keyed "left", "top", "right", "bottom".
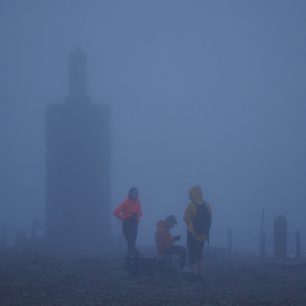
[{"left": 0, "top": 248, "right": 305, "bottom": 306}]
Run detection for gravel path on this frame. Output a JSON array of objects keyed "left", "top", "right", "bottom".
[{"left": 0, "top": 250, "right": 305, "bottom": 305}]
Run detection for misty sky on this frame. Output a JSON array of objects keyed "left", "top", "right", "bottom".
[{"left": 1, "top": 0, "right": 306, "bottom": 253}]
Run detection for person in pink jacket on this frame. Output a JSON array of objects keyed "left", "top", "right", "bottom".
[{"left": 114, "top": 187, "right": 142, "bottom": 264}]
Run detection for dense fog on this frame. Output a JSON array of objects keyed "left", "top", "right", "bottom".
[{"left": 0, "top": 0, "right": 306, "bottom": 255}]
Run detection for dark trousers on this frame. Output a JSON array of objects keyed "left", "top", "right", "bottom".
[
  {"left": 187, "top": 231, "right": 204, "bottom": 264},
  {"left": 122, "top": 216, "right": 138, "bottom": 255},
  {"left": 164, "top": 245, "right": 187, "bottom": 268}
]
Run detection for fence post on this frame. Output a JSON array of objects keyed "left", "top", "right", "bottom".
[
  {"left": 260, "top": 233, "right": 266, "bottom": 257},
  {"left": 31, "top": 219, "right": 38, "bottom": 239},
  {"left": 227, "top": 228, "right": 232, "bottom": 253},
  {"left": 260, "top": 209, "right": 266, "bottom": 257},
  {"left": 296, "top": 231, "right": 301, "bottom": 259},
  {"left": 273, "top": 215, "right": 287, "bottom": 259},
  {"left": 15, "top": 230, "right": 27, "bottom": 248},
  {"left": 0, "top": 225, "right": 8, "bottom": 248}
]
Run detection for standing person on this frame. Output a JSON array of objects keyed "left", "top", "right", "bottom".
[
  {"left": 113, "top": 187, "right": 142, "bottom": 267},
  {"left": 155, "top": 215, "right": 187, "bottom": 269},
  {"left": 184, "top": 185, "right": 212, "bottom": 281}
]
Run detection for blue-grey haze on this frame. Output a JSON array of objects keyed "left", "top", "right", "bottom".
[{"left": 0, "top": 0, "right": 305, "bottom": 254}]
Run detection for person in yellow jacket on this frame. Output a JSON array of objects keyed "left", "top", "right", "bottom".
[{"left": 184, "top": 185, "right": 212, "bottom": 281}]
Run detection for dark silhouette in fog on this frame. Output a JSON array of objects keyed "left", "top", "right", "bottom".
[
  {"left": 0, "top": 225, "right": 8, "bottom": 248},
  {"left": 273, "top": 215, "right": 287, "bottom": 259},
  {"left": 45, "top": 49, "right": 110, "bottom": 252},
  {"left": 184, "top": 186, "right": 212, "bottom": 281}
]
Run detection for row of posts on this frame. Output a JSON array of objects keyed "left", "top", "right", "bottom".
[
  {"left": 0, "top": 216, "right": 303, "bottom": 258},
  {"left": 227, "top": 215, "right": 303, "bottom": 259},
  {"left": 0, "top": 220, "right": 41, "bottom": 248}
]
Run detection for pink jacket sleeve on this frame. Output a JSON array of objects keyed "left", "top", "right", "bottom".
[{"left": 113, "top": 202, "right": 125, "bottom": 220}]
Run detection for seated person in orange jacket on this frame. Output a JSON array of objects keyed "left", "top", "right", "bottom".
[{"left": 155, "top": 215, "right": 186, "bottom": 269}]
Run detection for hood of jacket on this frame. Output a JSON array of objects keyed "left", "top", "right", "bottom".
[{"left": 189, "top": 185, "right": 204, "bottom": 204}]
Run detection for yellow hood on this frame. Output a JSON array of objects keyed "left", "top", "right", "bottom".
[{"left": 189, "top": 185, "right": 204, "bottom": 204}]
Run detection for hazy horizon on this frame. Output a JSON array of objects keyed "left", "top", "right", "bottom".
[{"left": 1, "top": 0, "right": 306, "bottom": 255}]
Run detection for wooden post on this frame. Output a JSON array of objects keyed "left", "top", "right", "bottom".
[
  {"left": 260, "top": 233, "right": 266, "bottom": 257},
  {"left": 273, "top": 215, "right": 287, "bottom": 259},
  {"left": 260, "top": 209, "right": 266, "bottom": 257},
  {"left": 0, "top": 225, "right": 8, "bottom": 248},
  {"left": 227, "top": 228, "right": 232, "bottom": 253},
  {"left": 296, "top": 231, "right": 301, "bottom": 259},
  {"left": 15, "top": 230, "right": 27, "bottom": 247},
  {"left": 31, "top": 219, "right": 38, "bottom": 239}
]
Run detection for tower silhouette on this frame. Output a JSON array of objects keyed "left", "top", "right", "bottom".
[{"left": 45, "top": 49, "right": 110, "bottom": 252}]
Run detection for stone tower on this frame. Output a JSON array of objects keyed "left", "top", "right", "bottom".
[
  {"left": 273, "top": 215, "right": 287, "bottom": 259},
  {"left": 46, "top": 49, "right": 110, "bottom": 252}
]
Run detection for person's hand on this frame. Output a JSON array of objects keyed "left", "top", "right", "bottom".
[{"left": 174, "top": 235, "right": 181, "bottom": 241}]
